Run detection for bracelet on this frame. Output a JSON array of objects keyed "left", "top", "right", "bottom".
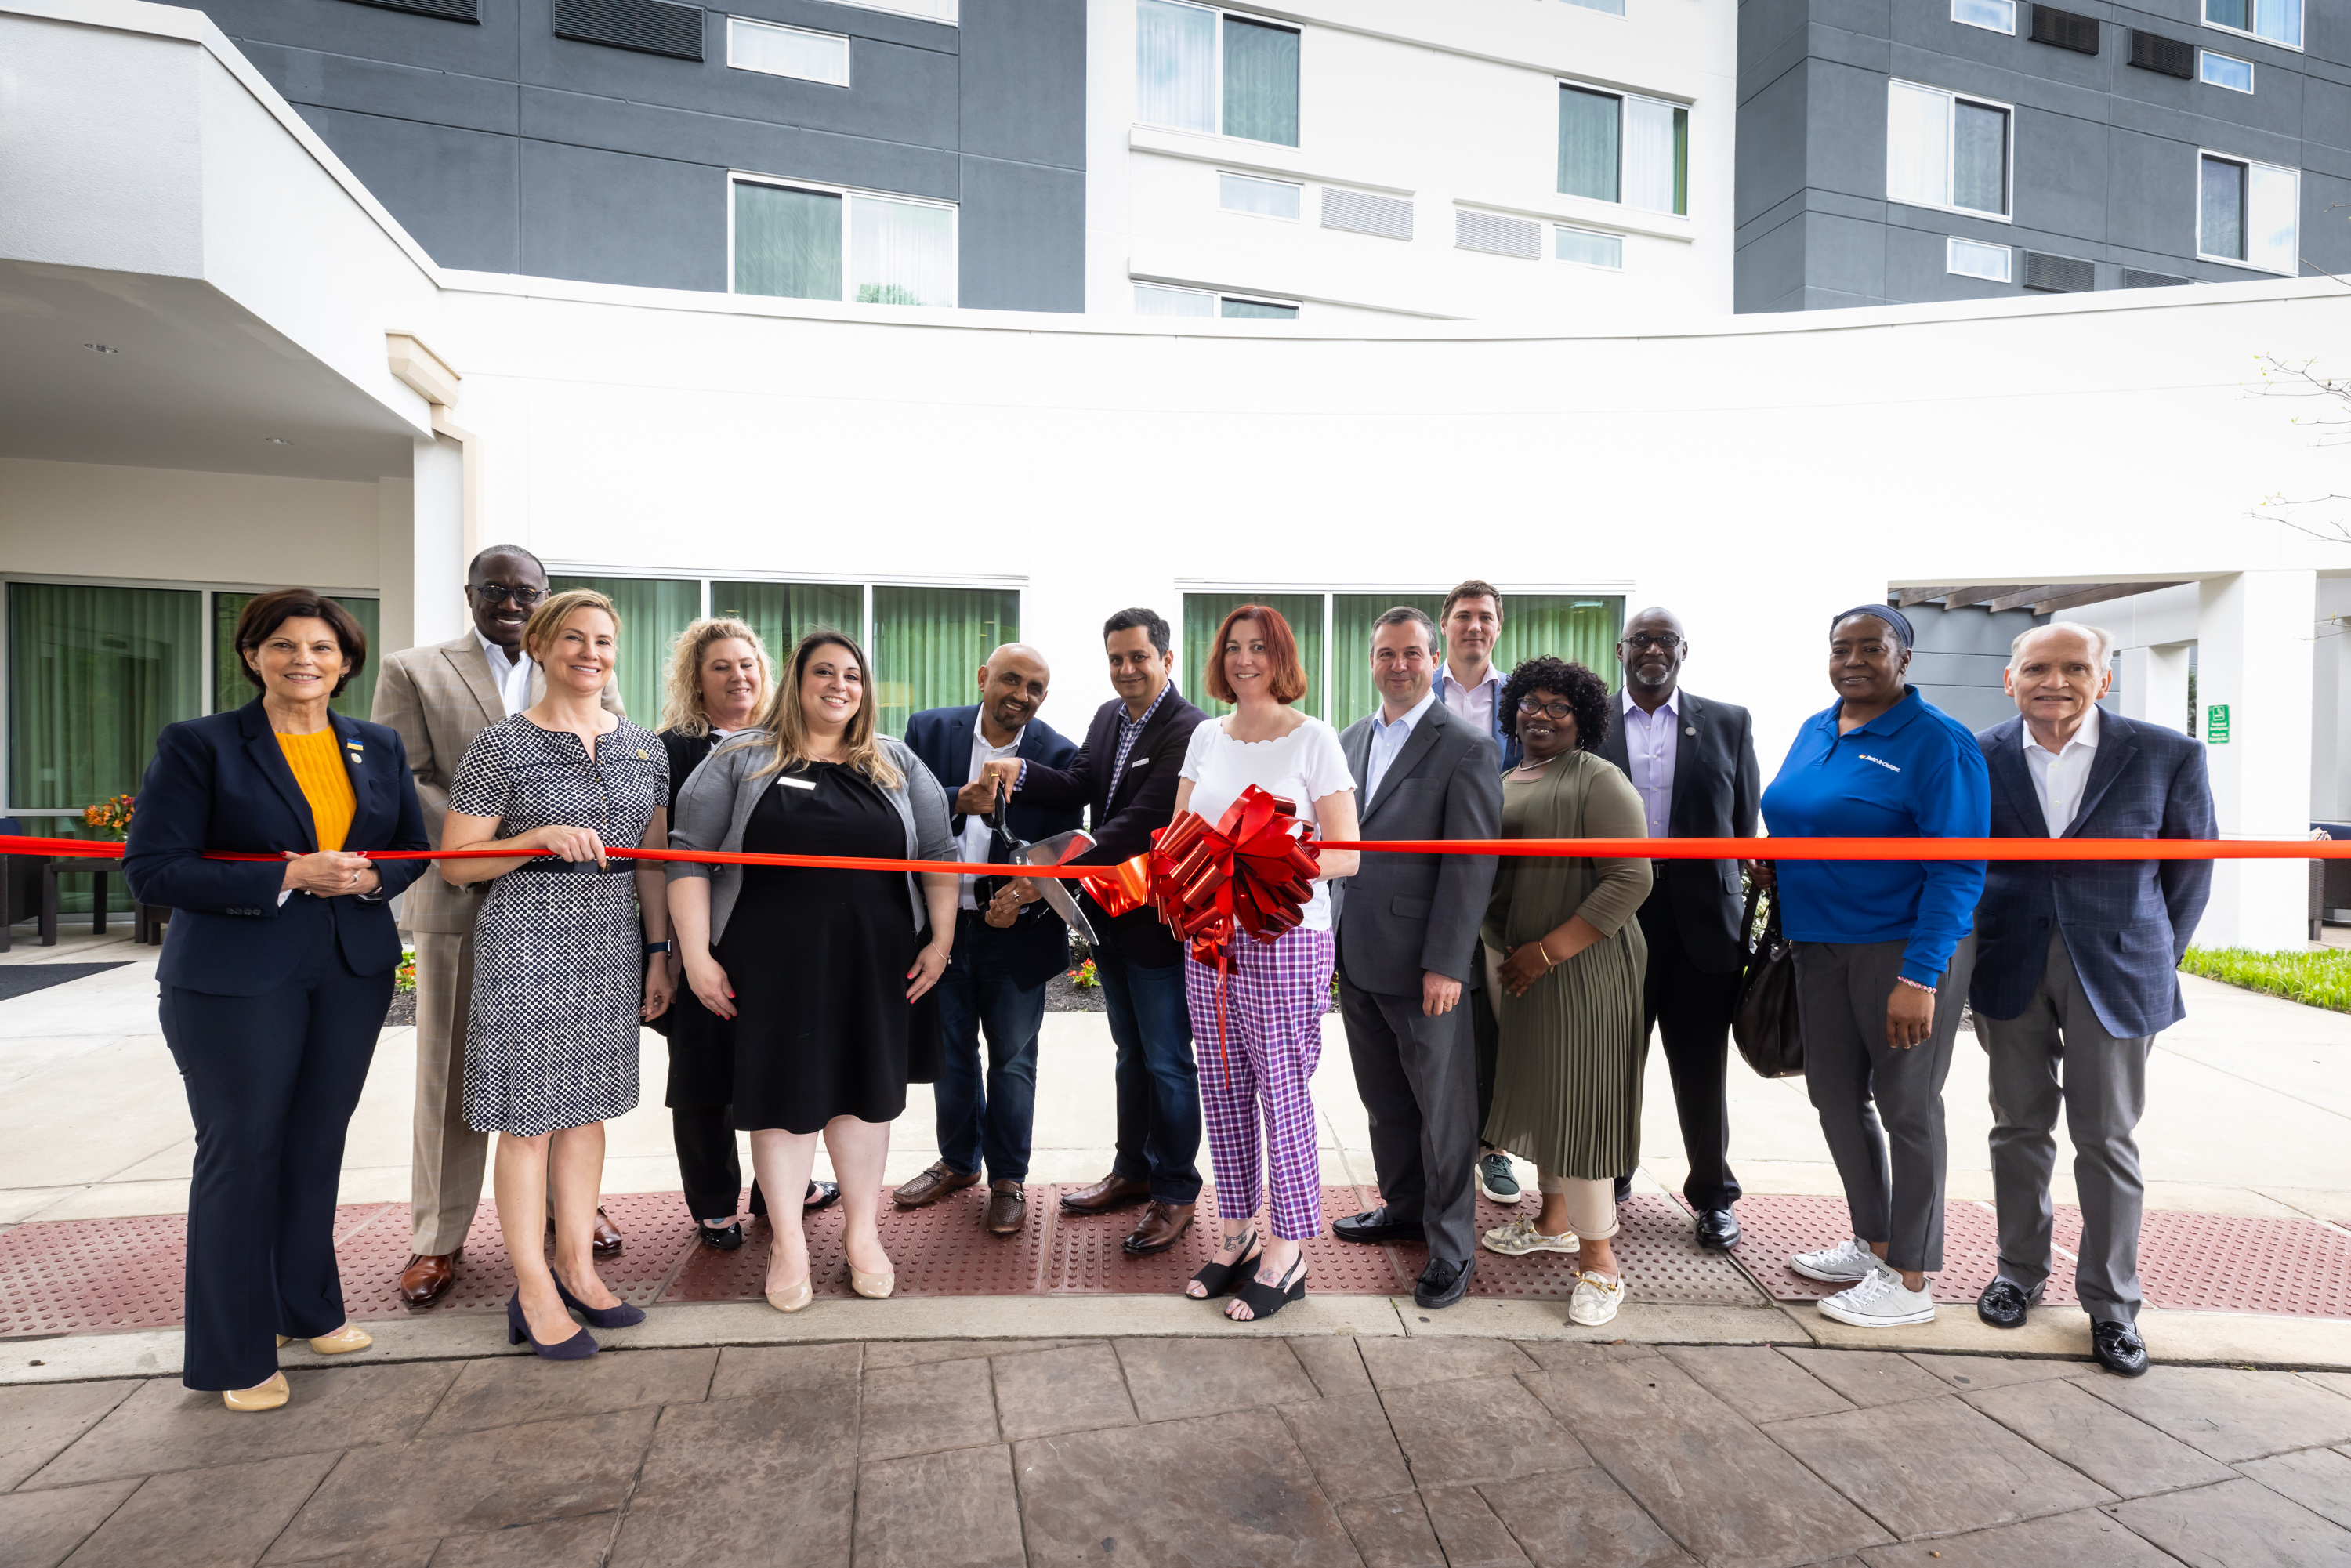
[
  {"left": 1534, "top": 939, "right": 1558, "bottom": 971},
  {"left": 1896, "top": 976, "right": 1935, "bottom": 994},
  {"left": 644, "top": 940, "right": 672, "bottom": 956}
]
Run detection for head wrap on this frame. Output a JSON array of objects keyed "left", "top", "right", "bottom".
[{"left": 1830, "top": 604, "right": 1914, "bottom": 650}]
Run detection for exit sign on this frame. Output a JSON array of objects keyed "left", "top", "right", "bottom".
[{"left": 2208, "top": 704, "right": 2230, "bottom": 743}]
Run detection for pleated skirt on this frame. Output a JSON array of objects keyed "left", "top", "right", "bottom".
[{"left": 1479, "top": 932, "right": 1646, "bottom": 1180}]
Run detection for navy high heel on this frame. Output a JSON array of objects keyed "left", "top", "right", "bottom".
[
  {"left": 507, "top": 1291, "right": 598, "bottom": 1360},
  {"left": 554, "top": 1278, "right": 646, "bottom": 1330}
]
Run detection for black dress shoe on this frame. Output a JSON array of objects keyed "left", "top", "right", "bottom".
[
  {"left": 1976, "top": 1276, "right": 2041, "bottom": 1329},
  {"left": 1694, "top": 1208, "right": 1741, "bottom": 1251},
  {"left": 1414, "top": 1256, "right": 1473, "bottom": 1309},
  {"left": 697, "top": 1219, "right": 745, "bottom": 1251},
  {"left": 1334, "top": 1206, "right": 1425, "bottom": 1245},
  {"left": 2092, "top": 1320, "right": 2150, "bottom": 1377}
]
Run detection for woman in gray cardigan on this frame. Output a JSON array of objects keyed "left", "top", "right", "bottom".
[{"left": 668, "top": 629, "right": 957, "bottom": 1312}]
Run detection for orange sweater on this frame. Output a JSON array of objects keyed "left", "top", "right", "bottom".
[{"left": 276, "top": 727, "right": 356, "bottom": 852}]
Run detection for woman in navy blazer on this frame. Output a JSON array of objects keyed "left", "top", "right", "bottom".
[{"left": 124, "top": 589, "right": 429, "bottom": 1410}]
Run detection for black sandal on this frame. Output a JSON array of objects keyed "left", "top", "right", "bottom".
[
  {"left": 1186, "top": 1230, "right": 1261, "bottom": 1299},
  {"left": 1226, "top": 1254, "right": 1306, "bottom": 1323}
]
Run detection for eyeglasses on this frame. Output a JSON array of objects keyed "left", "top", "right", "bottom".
[
  {"left": 1622, "top": 633, "right": 1682, "bottom": 653},
  {"left": 1516, "top": 697, "right": 1576, "bottom": 721},
  {"left": 471, "top": 583, "right": 545, "bottom": 607}
]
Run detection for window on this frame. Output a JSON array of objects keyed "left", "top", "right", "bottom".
[
  {"left": 1947, "top": 235, "right": 2013, "bottom": 281},
  {"left": 2199, "top": 152, "right": 2298, "bottom": 273},
  {"left": 727, "top": 18, "right": 849, "bottom": 85},
  {"left": 1562, "top": 0, "right": 1625, "bottom": 13},
  {"left": 1219, "top": 172, "right": 1301, "bottom": 220},
  {"left": 2203, "top": 0, "right": 2299, "bottom": 48},
  {"left": 1556, "top": 226, "right": 1623, "bottom": 270},
  {"left": 849, "top": 0, "right": 953, "bottom": 17},
  {"left": 1887, "top": 81, "right": 2010, "bottom": 218},
  {"left": 546, "top": 577, "right": 701, "bottom": 724},
  {"left": 1953, "top": 0, "right": 2016, "bottom": 32},
  {"left": 872, "top": 587, "right": 1020, "bottom": 735},
  {"left": 2200, "top": 49, "right": 2255, "bottom": 90},
  {"left": 731, "top": 177, "right": 957, "bottom": 306},
  {"left": 1133, "top": 284, "right": 1299, "bottom": 317},
  {"left": 1135, "top": 1, "right": 1300, "bottom": 147},
  {"left": 1558, "top": 85, "right": 1687, "bottom": 215},
  {"left": 710, "top": 581, "right": 864, "bottom": 670},
  {"left": 209, "top": 593, "right": 382, "bottom": 722}
]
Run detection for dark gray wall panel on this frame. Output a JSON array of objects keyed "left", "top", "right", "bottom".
[
  {"left": 1737, "top": 58, "right": 1809, "bottom": 227},
  {"left": 520, "top": 139, "right": 725, "bottom": 289},
  {"left": 732, "top": 0, "right": 959, "bottom": 52},
  {"left": 244, "top": 41, "right": 520, "bottom": 135},
  {"left": 2104, "top": 125, "right": 2191, "bottom": 254},
  {"left": 1803, "top": 208, "right": 1889, "bottom": 298},
  {"left": 959, "top": 0, "right": 1085, "bottom": 168},
  {"left": 2017, "top": 107, "right": 2110, "bottom": 239},
  {"left": 295, "top": 103, "right": 520, "bottom": 271},
  {"left": 200, "top": 0, "right": 520, "bottom": 75},
  {"left": 958, "top": 155, "right": 1083, "bottom": 312},
  {"left": 1733, "top": 207, "right": 1808, "bottom": 311},
  {"left": 519, "top": 86, "right": 962, "bottom": 198}
]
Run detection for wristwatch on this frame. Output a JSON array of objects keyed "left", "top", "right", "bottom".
[{"left": 644, "top": 940, "right": 672, "bottom": 957}]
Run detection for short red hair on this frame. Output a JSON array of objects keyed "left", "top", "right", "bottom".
[{"left": 1204, "top": 604, "right": 1309, "bottom": 705}]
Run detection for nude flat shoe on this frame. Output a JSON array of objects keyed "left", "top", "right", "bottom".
[
  {"left": 849, "top": 1264, "right": 895, "bottom": 1300},
  {"left": 277, "top": 1325, "right": 373, "bottom": 1355},
  {"left": 223, "top": 1371, "right": 290, "bottom": 1412},
  {"left": 765, "top": 1279, "right": 813, "bottom": 1313}
]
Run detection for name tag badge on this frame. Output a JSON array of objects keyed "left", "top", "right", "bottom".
[
  {"left": 1128, "top": 757, "right": 1150, "bottom": 770},
  {"left": 777, "top": 777, "right": 817, "bottom": 791}
]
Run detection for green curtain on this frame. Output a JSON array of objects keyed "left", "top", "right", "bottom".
[
  {"left": 546, "top": 576, "right": 700, "bottom": 726},
  {"left": 712, "top": 581, "right": 864, "bottom": 679},
  {"left": 1492, "top": 596, "right": 1625, "bottom": 692},
  {"left": 1220, "top": 298, "right": 1298, "bottom": 319},
  {"left": 1559, "top": 86, "right": 1621, "bottom": 202},
  {"left": 871, "top": 585, "right": 1019, "bottom": 737},
  {"left": 735, "top": 183, "right": 843, "bottom": 301},
  {"left": 1673, "top": 106, "right": 1690, "bottom": 215},
  {"left": 1182, "top": 592, "right": 1325, "bottom": 720},
  {"left": 1223, "top": 16, "right": 1300, "bottom": 146},
  {"left": 211, "top": 592, "right": 381, "bottom": 722},
  {"left": 8, "top": 583, "right": 201, "bottom": 836},
  {"left": 1328, "top": 594, "right": 1447, "bottom": 730}
]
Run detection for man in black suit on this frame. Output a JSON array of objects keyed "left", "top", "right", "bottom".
[
  {"left": 1596, "top": 607, "right": 1759, "bottom": 1250},
  {"left": 984, "top": 609, "right": 1209, "bottom": 1255},
  {"left": 900, "top": 646, "right": 1083, "bottom": 1237}
]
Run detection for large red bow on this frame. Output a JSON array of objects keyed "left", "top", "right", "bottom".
[{"left": 1146, "top": 785, "right": 1320, "bottom": 965}]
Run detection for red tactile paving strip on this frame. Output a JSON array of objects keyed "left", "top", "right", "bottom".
[
  {"left": 1719, "top": 1194, "right": 2063, "bottom": 1307},
  {"left": 2139, "top": 1209, "right": 2351, "bottom": 1317},
  {"left": 1384, "top": 1190, "right": 1762, "bottom": 1306},
  {"left": 1045, "top": 1184, "right": 1404, "bottom": 1295}
]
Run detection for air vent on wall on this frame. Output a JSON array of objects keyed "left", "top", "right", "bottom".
[
  {"left": 2122, "top": 267, "right": 2188, "bottom": 288},
  {"left": 1324, "top": 189, "right": 1414, "bottom": 241},
  {"left": 2128, "top": 29, "right": 2194, "bottom": 78},
  {"left": 2024, "top": 251, "right": 2096, "bottom": 292},
  {"left": 342, "top": 0, "right": 480, "bottom": 20},
  {"left": 1454, "top": 209, "right": 1541, "bottom": 259},
  {"left": 554, "top": 0, "right": 705, "bottom": 60},
  {"left": 2028, "top": 5, "right": 2098, "bottom": 53}
]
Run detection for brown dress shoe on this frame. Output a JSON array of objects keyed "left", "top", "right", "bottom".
[
  {"left": 985, "top": 1180, "right": 1027, "bottom": 1235},
  {"left": 592, "top": 1209, "right": 622, "bottom": 1257},
  {"left": 1059, "top": 1173, "right": 1152, "bottom": 1215},
  {"left": 895, "top": 1160, "right": 981, "bottom": 1208},
  {"left": 1122, "top": 1200, "right": 1196, "bottom": 1255},
  {"left": 399, "top": 1251, "right": 458, "bottom": 1307}
]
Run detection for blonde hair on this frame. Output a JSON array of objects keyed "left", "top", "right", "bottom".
[
  {"left": 659, "top": 617, "right": 770, "bottom": 735},
  {"left": 748, "top": 628, "right": 903, "bottom": 789},
  {"left": 522, "top": 588, "right": 621, "bottom": 666}
]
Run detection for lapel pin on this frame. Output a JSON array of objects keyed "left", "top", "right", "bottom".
[{"left": 1685, "top": 726, "right": 1697, "bottom": 737}]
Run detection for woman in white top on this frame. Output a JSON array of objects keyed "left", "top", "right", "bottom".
[{"left": 1173, "top": 605, "right": 1360, "bottom": 1323}]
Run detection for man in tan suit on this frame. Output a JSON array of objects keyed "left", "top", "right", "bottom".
[{"left": 373, "top": 545, "right": 627, "bottom": 1305}]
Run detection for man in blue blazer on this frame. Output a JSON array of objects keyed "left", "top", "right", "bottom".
[
  {"left": 897, "top": 646, "right": 1081, "bottom": 1237},
  {"left": 1969, "top": 622, "right": 2214, "bottom": 1378}
]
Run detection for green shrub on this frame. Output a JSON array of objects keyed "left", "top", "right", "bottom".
[{"left": 2180, "top": 947, "right": 2351, "bottom": 1012}]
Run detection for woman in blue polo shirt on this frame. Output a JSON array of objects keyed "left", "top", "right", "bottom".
[{"left": 1759, "top": 605, "right": 1987, "bottom": 1331}]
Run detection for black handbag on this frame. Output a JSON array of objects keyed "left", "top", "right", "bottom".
[{"left": 1731, "top": 882, "right": 1805, "bottom": 1078}]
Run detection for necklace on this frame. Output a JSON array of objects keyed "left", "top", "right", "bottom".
[{"left": 1512, "top": 755, "right": 1553, "bottom": 775}]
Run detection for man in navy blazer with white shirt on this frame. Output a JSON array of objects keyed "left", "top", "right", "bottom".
[
  {"left": 897, "top": 646, "right": 1081, "bottom": 1237},
  {"left": 1969, "top": 621, "right": 2214, "bottom": 1378}
]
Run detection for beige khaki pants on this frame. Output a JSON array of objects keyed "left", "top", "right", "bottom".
[{"left": 410, "top": 929, "right": 488, "bottom": 1255}]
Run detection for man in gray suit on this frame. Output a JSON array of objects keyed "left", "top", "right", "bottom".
[{"left": 1328, "top": 607, "right": 1502, "bottom": 1309}]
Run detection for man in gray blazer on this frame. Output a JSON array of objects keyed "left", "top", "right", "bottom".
[{"left": 1328, "top": 607, "right": 1502, "bottom": 1309}]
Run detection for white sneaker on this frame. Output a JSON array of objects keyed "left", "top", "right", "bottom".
[
  {"left": 1817, "top": 1265, "right": 1936, "bottom": 1328},
  {"left": 1789, "top": 1237, "right": 1879, "bottom": 1284},
  {"left": 1480, "top": 1215, "right": 1578, "bottom": 1256},
  {"left": 1568, "top": 1270, "right": 1625, "bottom": 1326}
]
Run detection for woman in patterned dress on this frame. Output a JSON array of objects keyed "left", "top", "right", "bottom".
[{"left": 440, "top": 588, "right": 676, "bottom": 1357}]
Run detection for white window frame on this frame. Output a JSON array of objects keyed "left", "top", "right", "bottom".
[
  {"left": 726, "top": 16, "right": 850, "bottom": 86},
  {"left": 1559, "top": 0, "right": 1626, "bottom": 16},
  {"left": 1217, "top": 170, "right": 1302, "bottom": 222},
  {"left": 727, "top": 172, "right": 960, "bottom": 306},
  {"left": 1947, "top": 235, "right": 2013, "bottom": 282},
  {"left": 831, "top": 0, "right": 958, "bottom": 22},
  {"left": 1553, "top": 225, "right": 1625, "bottom": 271},
  {"left": 1951, "top": 0, "right": 2016, "bottom": 34},
  {"left": 2199, "top": 49, "right": 2255, "bottom": 92},
  {"left": 1556, "top": 77, "right": 1692, "bottom": 218},
  {"left": 2201, "top": 0, "right": 2302, "bottom": 52},
  {"left": 1132, "top": 282, "right": 1301, "bottom": 318},
  {"left": 1886, "top": 79, "right": 2015, "bottom": 223},
  {"left": 1133, "top": 1, "right": 1302, "bottom": 147},
  {"left": 2196, "top": 149, "right": 2300, "bottom": 276}
]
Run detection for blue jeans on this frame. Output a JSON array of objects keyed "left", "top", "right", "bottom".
[
  {"left": 1096, "top": 941, "right": 1203, "bottom": 1205},
  {"left": 932, "top": 914, "right": 1049, "bottom": 1182}
]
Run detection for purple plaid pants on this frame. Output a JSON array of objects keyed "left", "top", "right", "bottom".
[{"left": 1184, "top": 925, "right": 1334, "bottom": 1242}]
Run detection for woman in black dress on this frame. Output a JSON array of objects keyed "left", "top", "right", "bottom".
[
  {"left": 666, "top": 628, "right": 956, "bottom": 1309},
  {"left": 655, "top": 617, "right": 838, "bottom": 1246}
]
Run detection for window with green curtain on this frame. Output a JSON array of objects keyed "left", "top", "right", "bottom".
[
  {"left": 1491, "top": 596, "right": 1625, "bottom": 692},
  {"left": 1220, "top": 298, "right": 1299, "bottom": 318},
  {"left": 1672, "top": 105, "right": 1689, "bottom": 215},
  {"left": 734, "top": 182, "right": 844, "bottom": 300},
  {"left": 211, "top": 593, "right": 382, "bottom": 722},
  {"left": 1181, "top": 592, "right": 1325, "bottom": 720},
  {"left": 546, "top": 576, "right": 701, "bottom": 727},
  {"left": 1559, "top": 85, "right": 1621, "bottom": 202},
  {"left": 1223, "top": 15, "right": 1299, "bottom": 146},
  {"left": 1328, "top": 594, "right": 1446, "bottom": 730},
  {"left": 711, "top": 581, "right": 864, "bottom": 677},
  {"left": 870, "top": 585, "right": 1019, "bottom": 737},
  {"left": 8, "top": 582, "right": 202, "bottom": 820}
]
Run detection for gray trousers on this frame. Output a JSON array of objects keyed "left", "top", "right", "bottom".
[
  {"left": 1337, "top": 972, "right": 1480, "bottom": 1262},
  {"left": 1976, "top": 933, "right": 2155, "bottom": 1325},
  {"left": 1795, "top": 936, "right": 1976, "bottom": 1275}
]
